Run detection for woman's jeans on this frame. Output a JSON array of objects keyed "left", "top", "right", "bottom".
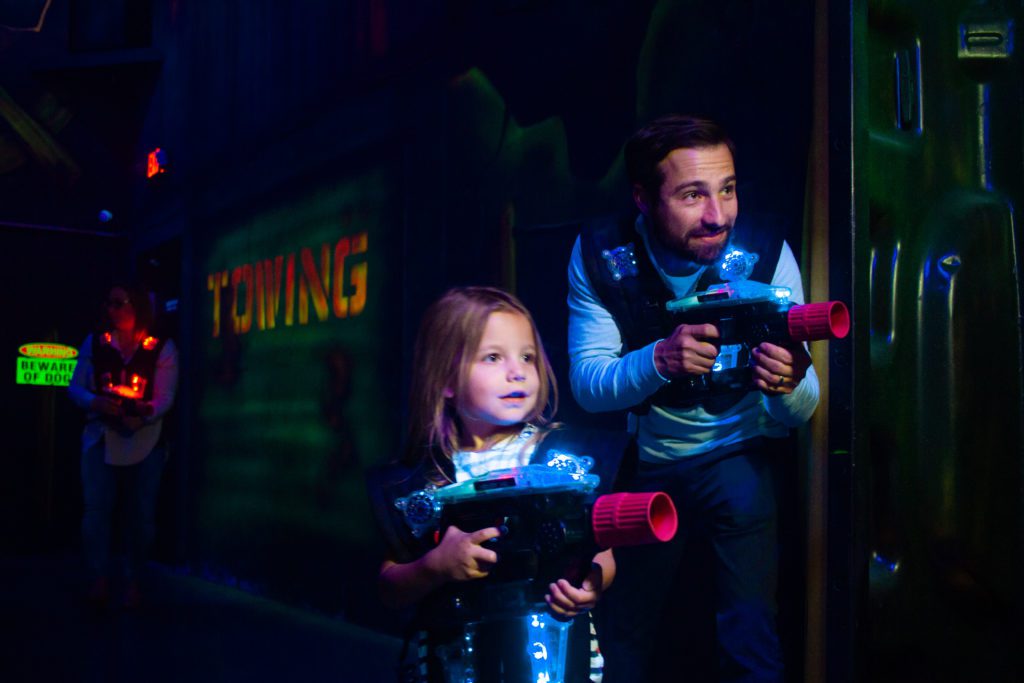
[{"left": 81, "top": 439, "right": 166, "bottom": 579}]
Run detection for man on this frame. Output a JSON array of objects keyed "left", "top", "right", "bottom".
[{"left": 567, "top": 114, "right": 818, "bottom": 682}]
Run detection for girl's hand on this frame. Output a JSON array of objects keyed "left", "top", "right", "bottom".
[
  {"left": 377, "top": 525, "right": 503, "bottom": 608},
  {"left": 425, "top": 525, "right": 501, "bottom": 582},
  {"left": 545, "top": 563, "right": 604, "bottom": 621}
]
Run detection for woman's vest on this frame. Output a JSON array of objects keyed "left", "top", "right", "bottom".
[{"left": 92, "top": 331, "right": 166, "bottom": 404}]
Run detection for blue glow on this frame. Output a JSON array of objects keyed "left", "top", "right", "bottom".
[
  {"left": 712, "top": 344, "right": 743, "bottom": 373},
  {"left": 871, "top": 551, "right": 901, "bottom": 573},
  {"left": 936, "top": 253, "right": 961, "bottom": 282},
  {"left": 437, "top": 613, "right": 573, "bottom": 682},
  {"left": 717, "top": 247, "right": 759, "bottom": 282},
  {"left": 526, "top": 612, "right": 571, "bottom": 683}
]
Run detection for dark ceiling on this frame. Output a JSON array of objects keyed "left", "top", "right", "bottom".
[{"left": 0, "top": 0, "right": 157, "bottom": 232}]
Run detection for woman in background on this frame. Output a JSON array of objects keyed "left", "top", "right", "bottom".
[{"left": 68, "top": 283, "right": 178, "bottom": 609}]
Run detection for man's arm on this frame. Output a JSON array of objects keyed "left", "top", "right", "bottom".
[{"left": 567, "top": 237, "right": 668, "bottom": 412}]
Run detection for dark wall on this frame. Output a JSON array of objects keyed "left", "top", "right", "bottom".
[
  {"left": 132, "top": 0, "right": 814, "bottom": 628},
  {"left": 0, "top": 227, "right": 127, "bottom": 552},
  {"left": 2, "top": 0, "right": 816, "bottom": 634},
  {"left": 861, "top": 0, "right": 1024, "bottom": 679}
]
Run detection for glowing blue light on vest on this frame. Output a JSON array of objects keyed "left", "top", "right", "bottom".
[{"left": 526, "top": 612, "right": 571, "bottom": 683}]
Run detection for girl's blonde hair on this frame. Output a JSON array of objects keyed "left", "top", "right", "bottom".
[{"left": 404, "top": 286, "right": 557, "bottom": 470}]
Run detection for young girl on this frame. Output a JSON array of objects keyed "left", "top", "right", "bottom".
[{"left": 369, "top": 286, "right": 616, "bottom": 682}]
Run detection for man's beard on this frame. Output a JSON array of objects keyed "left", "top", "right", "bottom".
[{"left": 655, "top": 224, "right": 733, "bottom": 266}]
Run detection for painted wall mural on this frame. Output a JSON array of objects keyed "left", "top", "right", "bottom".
[
  {"left": 194, "top": 162, "right": 397, "bottom": 612},
  {"left": 172, "top": 0, "right": 816, "bottom": 631}
]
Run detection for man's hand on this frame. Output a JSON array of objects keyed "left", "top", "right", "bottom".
[
  {"left": 752, "top": 342, "right": 812, "bottom": 395},
  {"left": 654, "top": 323, "right": 720, "bottom": 379}
]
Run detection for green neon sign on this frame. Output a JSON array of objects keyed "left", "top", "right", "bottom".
[{"left": 16, "top": 342, "right": 78, "bottom": 386}]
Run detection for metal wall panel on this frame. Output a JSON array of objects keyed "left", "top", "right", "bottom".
[{"left": 862, "top": 1, "right": 1023, "bottom": 679}]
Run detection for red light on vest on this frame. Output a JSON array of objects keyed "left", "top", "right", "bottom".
[{"left": 146, "top": 148, "right": 167, "bottom": 178}]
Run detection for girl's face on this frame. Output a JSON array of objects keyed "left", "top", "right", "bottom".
[
  {"left": 106, "top": 287, "right": 136, "bottom": 332},
  {"left": 457, "top": 311, "right": 540, "bottom": 449}
]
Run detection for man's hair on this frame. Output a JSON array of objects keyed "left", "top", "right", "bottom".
[
  {"left": 624, "top": 114, "right": 736, "bottom": 195},
  {"left": 404, "top": 286, "right": 557, "bottom": 469}
]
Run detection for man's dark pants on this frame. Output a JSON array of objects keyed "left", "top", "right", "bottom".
[{"left": 595, "top": 437, "right": 784, "bottom": 682}]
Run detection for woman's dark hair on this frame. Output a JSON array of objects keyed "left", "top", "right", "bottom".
[
  {"left": 624, "top": 114, "right": 736, "bottom": 195},
  {"left": 101, "top": 283, "right": 155, "bottom": 333}
]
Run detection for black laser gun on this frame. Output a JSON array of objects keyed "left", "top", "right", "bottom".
[
  {"left": 395, "top": 453, "right": 677, "bottom": 624},
  {"left": 658, "top": 248, "right": 850, "bottom": 406}
]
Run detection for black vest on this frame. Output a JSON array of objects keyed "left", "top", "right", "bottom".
[
  {"left": 578, "top": 213, "right": 784, "bottom": 413},
  {"left": 365, "top": 427, "right": 630, "bottom": 682},
  {"left": 92, "top": 331, "right": 166, "bottom": 401}
]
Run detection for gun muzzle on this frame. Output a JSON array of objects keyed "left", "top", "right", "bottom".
[
  {"left": 786, "top": 301, "right": 850, "bottom": 342},
  {"left": 591, "top": 491, "right": 678, "bottom": 548}
]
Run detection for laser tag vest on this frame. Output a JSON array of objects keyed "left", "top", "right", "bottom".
[
  {"left": 91, "top": 331, "right": 167, "bottom": 403},
  {"left": 365, "top": 427, "right": 630, "bottom": 683},
  {"left": 578, "top": 214, "right": 783, "bottom": 413}
]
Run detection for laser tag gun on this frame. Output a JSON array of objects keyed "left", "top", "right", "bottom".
[
  {"left": 394, "top": 452, "right": 678, "bottom": 626},
  {"left": 99, "top": 374, "right": 154, "bottom": 418},
  {"left": 660, "top": 247, "right": 850, "bottom": 405}
]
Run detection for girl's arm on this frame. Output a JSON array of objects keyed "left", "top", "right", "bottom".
[
  {"left": 378, "top": 525, "right": 502, "bottom": 609},
  {"left": 593, "top": 547, "right": 616, "bottom": 590},
  {"left": 545, "top": 548, "right": 616, "bottom": 620}
]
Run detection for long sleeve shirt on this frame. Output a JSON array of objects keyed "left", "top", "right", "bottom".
[
  {"left": 567, "top": 217, "right": 819, "bottom": 463},
  {"left": 68, "top": 333, "right": 179, "bottom": 465}
]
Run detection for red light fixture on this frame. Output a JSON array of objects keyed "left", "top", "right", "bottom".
[{"left": 146, "top": 147, "right": 167, "bottom": 178}]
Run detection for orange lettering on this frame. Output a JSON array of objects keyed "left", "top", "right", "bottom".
[
  {"left": 285, "top": 253, "right": 296, "bottom": 326},
  {"left": 231, "top": 264, "right": 254, "bottom": 334},
  {"left": 207, "top": 270, "right": 229, "bottom": 337},
  {"left": 263, "top": 256, "right": 283, "bottom": 329},
  {"left": 332, "top": 237, "right": 350, "bottom": 318}
]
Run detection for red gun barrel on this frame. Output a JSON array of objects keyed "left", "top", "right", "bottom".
[
  {"left": 787, "top": 301, "right": 850, "bottom": 342},
  {"left": 591, "top": 491, "right": 678, "bottom": 548}
]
